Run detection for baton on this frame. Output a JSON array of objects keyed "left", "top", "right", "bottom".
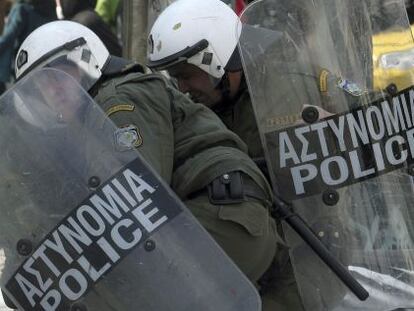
[{"left": 272, "top": 195, "right": 370, "bottom": 301}]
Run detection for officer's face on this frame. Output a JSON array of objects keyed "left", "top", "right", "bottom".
[
  {"left": 37, "top": 64, "right": 84, "bottom": 122},
  {"left": 168, "top": 63, "right": 222, "bottom": 107}
]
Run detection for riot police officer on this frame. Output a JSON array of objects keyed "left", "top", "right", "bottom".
[
  {"left": 147, "top": 1, "right": 305, "bottom": 310},
  {"left": 147, "top": 0, "right": 264, "bottom": 158}
]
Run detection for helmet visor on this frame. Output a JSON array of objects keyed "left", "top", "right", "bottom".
[
  {"left": 147, "top": 39, "right": 209, "bottom": 71},
  {"left": 16, "top": 37, "right": 102, "bottom": 91}
]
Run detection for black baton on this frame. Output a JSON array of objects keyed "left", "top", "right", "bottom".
[{"left": 272, "top": 195, "right": 370, "bottom": 301}]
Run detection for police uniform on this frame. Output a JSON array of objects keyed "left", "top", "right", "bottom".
[
  {"left": 92, "top": 58, "right": 280, "bottom": 284},
  {"left": 209, "top": 72, "right": 305, "bottom": 310},
  {"left": 217, "top": 82, "right": 264, "bottom": 159}
]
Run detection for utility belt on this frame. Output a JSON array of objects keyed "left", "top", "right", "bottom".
[{"left": 190, "top": 171, "right": 268, "bottom": 205}]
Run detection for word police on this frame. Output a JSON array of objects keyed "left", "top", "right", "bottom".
[
  {"left": 276, "top": 87, "right": 414, "bottom": 197},
  {"left": 6, "top": 162, "right": 180, "bottom": 310}
]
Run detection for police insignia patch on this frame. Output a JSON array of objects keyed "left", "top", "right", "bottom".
[
  {"left": 114, "top": 125, "right": 143, "bottom": 151},
  {"left": 336, "top": 78, "right": 366, "bottom": 97}
]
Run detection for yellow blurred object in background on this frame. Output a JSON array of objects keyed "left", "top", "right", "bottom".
[{"left": 373, "top": 25, "right": 414, "bottom": 92}]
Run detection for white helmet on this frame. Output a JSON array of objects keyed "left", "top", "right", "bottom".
[
  {"left": 15, "top": 21, "right": 110, "bottom": 90},
  {"left": 147, "top": 0, "right": 242, "bottom": 79}
]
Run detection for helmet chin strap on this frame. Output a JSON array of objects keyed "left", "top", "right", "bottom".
[
  {"left": 211, "top": 47, "right": 243, "bottom": 112},
  {"left": 212, "top": 72, "right": 233, "bottom": 112}
]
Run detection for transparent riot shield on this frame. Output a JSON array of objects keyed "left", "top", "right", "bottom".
[
  {"left": 0, "top": 68, "right": 261, "bottom": 311},
  {"left": 239, "top": 0, "right": 414, "bottom": 310}
]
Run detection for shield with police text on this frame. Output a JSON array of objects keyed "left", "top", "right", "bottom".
[
  {"left": 239, "top": 0, "right": 414, "bottom": 310},
  {"left": 0, "top": 68, "right": 261, "bottom": 311}
]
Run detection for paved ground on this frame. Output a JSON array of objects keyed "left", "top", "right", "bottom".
[{"left": 0, "top": 253, "right": 11, "bottom": 310}]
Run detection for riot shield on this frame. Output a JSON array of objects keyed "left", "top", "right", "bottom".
[
  {"left": 0, "top": 68, "right": 261, "bottom": 311},
  {"left": 239, "top": 0, "right": 414, "bottom": 310}
]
